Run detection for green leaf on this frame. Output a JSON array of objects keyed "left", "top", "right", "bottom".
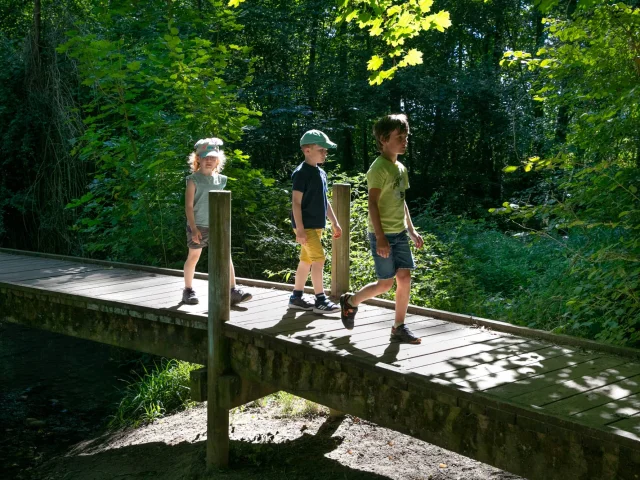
[
  {"left": 503, "top": 166, "right": 519, "bottom": 173},
  {"left": 430, "top": 11, "right": 451, "bottom": 32},
  {"left": 419, "top": 0, "right": 434, "bottom": 11},
  {"left": 403, "top": 49, "right": 423, "bottom": 66},
  {"left": 367, "top": 55, "right": 384, "bottom": 71}
]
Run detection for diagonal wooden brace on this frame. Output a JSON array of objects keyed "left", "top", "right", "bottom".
[{"left": 190, "top": 368, "right": 277, "bottom": 408}]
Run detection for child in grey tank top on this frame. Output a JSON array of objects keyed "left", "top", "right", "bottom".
[{"left": 182, "top": 137, "right": 252, "bottom": 306}]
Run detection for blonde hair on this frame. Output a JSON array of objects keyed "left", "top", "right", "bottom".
[{"left": 188, "top": 151, "right": 226, "bottom": 173}]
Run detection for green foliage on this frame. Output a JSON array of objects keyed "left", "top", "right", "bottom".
[
  {"left": 60, "top": 1, "right": 265, "bottom": 267},
  {"left": 337, "top": 0, "right": 451, "bottom": 84},
  {"left": 110, "top": 359, "right": 200, "bottom": 428},
  {"left": 498, "top": 2, "right": 640, "bottom": 346},
  {"left": 228, "top": 0, "right": 451, "bottom": 84}
]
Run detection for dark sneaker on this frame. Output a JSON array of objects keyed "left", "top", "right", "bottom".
[
  {"left": 230, "top": 287, "right": 252, "bottom": 306},
  {"left": 182, "top": 287, "right": 199, "bottom": 305},
  {"left": 390, "top": 324, "right": 421, "bottom": 344},
  {"left": 339, "top": 293, "right": 358, "bottom": 330},
  {"left": 288, "top": 296, "right": 314, "bottom": 311},
  {"left": 313, "top": 296, "right": 340, "bottom": 315}
]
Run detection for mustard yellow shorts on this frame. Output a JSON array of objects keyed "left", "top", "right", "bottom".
[{"left": 295, "top": 228, "right": 325, "bottom": 263}]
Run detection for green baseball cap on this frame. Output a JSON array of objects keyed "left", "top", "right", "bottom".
[{"left": 299, "top": 129, "right": 337, "bottom": 149}]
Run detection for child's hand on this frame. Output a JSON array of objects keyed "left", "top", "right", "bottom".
[
  {"left": 192, "top": 227, "right": 202, "bottom": 244},
  {"left": 409, "top": 229, "right": 424, "bottom": 249},
  {"left": 296, "top": 229, "right": 308, "bottom": 245},
  {"left": 376, "top": 235, "right": 391, "bottom": 258},
  {"left": 332, "top": 223, "right": 342, "bottom": 239}
]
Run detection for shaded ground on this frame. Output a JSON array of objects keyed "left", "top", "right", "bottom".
[{"left": 1, "top": 321, "right": 525, "bottom": 480}]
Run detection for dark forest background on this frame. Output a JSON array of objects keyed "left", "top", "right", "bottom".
[{"left": 0, "top": 0, "right": 638, "bottom": 346}]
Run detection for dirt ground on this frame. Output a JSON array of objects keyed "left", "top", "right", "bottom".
[{"left": 1, "top": 321, "right": 525, "bottom": 480}]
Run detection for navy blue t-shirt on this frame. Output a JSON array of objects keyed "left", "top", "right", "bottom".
[{"left": 291, "top": 162, "right": 328, "bottom": 229}]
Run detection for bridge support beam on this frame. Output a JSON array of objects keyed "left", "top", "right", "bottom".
[
  {"left": 190, "top": 368, "right": 276, "bottom": 406},
  {"left": 207, "top": 191, "right": 232, "bottom": 470},
  {"left": 331, "top": 183, "right": 351, "bottom": 297}
]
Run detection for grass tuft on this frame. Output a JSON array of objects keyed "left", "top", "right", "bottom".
[{"left": 110, "top": 359, "right": 200, "bottom": 429}]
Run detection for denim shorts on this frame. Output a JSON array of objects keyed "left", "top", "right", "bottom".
[{"left": 368, "top": 230, "right": 415, "bottom": 280}]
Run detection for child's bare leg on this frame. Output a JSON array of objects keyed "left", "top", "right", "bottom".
[
  {"left": 310, "top": 260, "right": 325, "bottom": 294},
  {"left": 184, "top": 248, "right": 202, "bottom": 289},
  {"left": 350, "top": 278, "right": 394, "bottom": 306},
  {"left": 394, "top": 269, "right": 411, "bottom": 326},
  {"left": 294, "top": 261, "right": 311, "bottom": 291}
]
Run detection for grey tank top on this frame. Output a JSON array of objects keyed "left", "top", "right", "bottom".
[{"left": 187, "top": 171, "right": 228, "bottom": 227}]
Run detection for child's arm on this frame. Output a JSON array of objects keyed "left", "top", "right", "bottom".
[
  {"left": 185, "top": 180, "right": 201, "bottom": 244},
  {"left": 404, "top": 202, "right": 424, "bottom": 249},
  {"left": 292, "top": 191, "right": 307, "bottom": 245},
  {"left": 326, "top": 201, "right": 342, "bottom": 239},
  {"left": 368, "top": 188, "right": 390, "bottom": 258}
]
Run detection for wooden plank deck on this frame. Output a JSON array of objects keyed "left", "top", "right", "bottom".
[{"left": 2, "top": 249, "right": 640, "bottom": 479}]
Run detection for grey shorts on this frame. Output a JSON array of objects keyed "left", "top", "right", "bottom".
[{"left": 187, "top": 225, "right": 209, "bottom": 249}]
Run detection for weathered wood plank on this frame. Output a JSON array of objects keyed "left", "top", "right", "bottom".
[
  {"left": 0, "top": 257, "right": 60, "bottom": 269},
  {"left": 307, "top": 323, "right": 488, "bottom": 360},
  {"left": 421, "top": 340, "right": 553, "bottom": 380},
  {"left": 55, "top": 273, "right": 165, "bottom": 293},
  {"left": 512, "top": 364, "right": 640, "bottom": 408},
  {"left": 96, "top": 280, "right": 186, "bottom": 303},
  {"left": 242, "top": 308, "right": 399, "bottom": 338},
  {"left": 436, "top": 343, "right": 561, "bottom": 382},
  {"left": 470, "top": 350, "right": 603, "bottom": 394},
  {"left": 0, "top": 263, "right": 103, "bottom": 283},
  {"left": 573, "top": 392, "right": 640, "bottom": 426},
  {"left": 485, "top": 355, "right": 628, "bottom": 399},
  {"left": 543, "top": 374, "right": 640, "bottom": 417},
  {"left": 400, "top": 334, "right": 523, "bottom": 370},
  {"left": 301, "top": 317, "right": 459, "bottom": 348},
  {"left": 608, "top": 414, "right": 640, "bottom": 442},
  {"left": 0, "top": 260, "right": 75, "bottom": 275},
  {"left": 233, "top": 304, "right": 391, "bottom": 331},
  {"left": 15, "top": 268, "right": 138, "bottom": 290}
]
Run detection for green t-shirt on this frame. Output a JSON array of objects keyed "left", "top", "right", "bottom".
[{"left": 366, "top": 156, "right": 409, "bottom": 234}]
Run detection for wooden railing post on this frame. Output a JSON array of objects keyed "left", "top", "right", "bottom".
[
  {"left": 331, "top": 183, "right": 351, "bottom": 297},
  {"left": 207, "top": 191, "right": 231, "bottom": 469}
]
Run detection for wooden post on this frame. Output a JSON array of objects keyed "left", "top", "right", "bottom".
[
  {"left": 331, "top": 183, "right": 351, "bottom": 297},
  {"left": 207, "top": 191, "right": 231, "bottom": 469}
]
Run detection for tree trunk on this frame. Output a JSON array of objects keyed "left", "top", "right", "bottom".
[{"left": 307, "top": 13, "right": 319, "bottom": 109}]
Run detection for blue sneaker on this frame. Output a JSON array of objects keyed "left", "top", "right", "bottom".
[
  {"left": 313, "top": 296, "right": 340, "bottom": 314},
  {"left": 288, "top": 296, "right": 314, "bottom": 311}
]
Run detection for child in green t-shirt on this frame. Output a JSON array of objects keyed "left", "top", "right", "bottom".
[{"left": 340, "top": 114, "right": 424, "bottom": 344}]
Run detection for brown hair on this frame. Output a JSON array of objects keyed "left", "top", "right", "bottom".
[
  {"left": 373, "top": 114, "right": 410, "bottom": 150},
  {"left": 187, "top": 151, "right": 226, "bottom": 173}
]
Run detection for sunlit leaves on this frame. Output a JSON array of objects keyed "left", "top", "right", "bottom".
[
  {"left": 495, "top": 3, "right": 640, "bottom": 345},
  {"left": 226, "top": 0, "right": 450, "bottom": 85},
  {"left": 337, "top": 0, "right": 451, "bottom": 84},
  {"left": 367, "top": 55, "right": 384, "bottom": 71}
]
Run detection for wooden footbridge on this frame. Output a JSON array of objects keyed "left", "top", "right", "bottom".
[{"left": 1, "top": 190, "right": 640, "bottom": 480}]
